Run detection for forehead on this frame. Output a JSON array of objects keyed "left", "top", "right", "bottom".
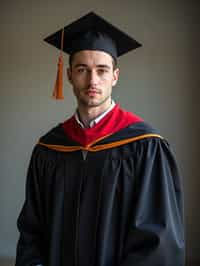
[{"left": 71, "top": 50, "right": 113, "bottom": 66}]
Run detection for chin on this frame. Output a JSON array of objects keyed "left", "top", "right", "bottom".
[
  {"left": 79, "top": 97, "right": 101, "bottom": 107},
  {"left": 86, "top": 102, "right": 101, "bottom": 107}
]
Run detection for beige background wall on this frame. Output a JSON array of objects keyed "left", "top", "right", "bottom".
[{"left": 0, "top": 0, "right": 199, "bottom": 264}]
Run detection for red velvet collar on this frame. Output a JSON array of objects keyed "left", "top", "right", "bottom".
[{"left": 62, "top": 104, "right": 143, "bottom": 147}]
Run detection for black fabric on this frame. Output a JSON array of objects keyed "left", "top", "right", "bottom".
[
  {"left": 69, "top": 31, "right": 118, "bottom": 60},
  {"left": 15, "top": 123, "right": 185, "bottom": 266},
  {"left": 44, "top": 12, "right": 142, "bottom": 59}
]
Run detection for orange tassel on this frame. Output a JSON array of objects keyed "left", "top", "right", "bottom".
[
  {"left": 52, "top": 28, "right": 65, "bottom": 100},
  {"left": 52, "top": 52, "right": 64, "bottom": 99}
]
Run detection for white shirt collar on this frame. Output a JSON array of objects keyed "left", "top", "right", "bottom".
[{"left": 75, "top": 100, "right": 116, "bottom": 128}]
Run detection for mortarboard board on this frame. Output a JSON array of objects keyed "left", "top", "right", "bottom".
[{"left": 44, "top": 12, "right": 142, "bottom": 99}]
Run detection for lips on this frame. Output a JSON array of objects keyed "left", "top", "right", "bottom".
[
  {"left": 86, "top": 91, "right": 98, "bottom": 96},
  {"left": 85, "top": 88, "right": 100, "bottom": 95}
]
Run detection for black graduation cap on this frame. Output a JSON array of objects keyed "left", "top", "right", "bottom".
[
  {"left": 44, "top": 12, "right": 142, "bottom": 99},
  {"left": 44, "top": 11, "right": 142, "bottom": 60}
]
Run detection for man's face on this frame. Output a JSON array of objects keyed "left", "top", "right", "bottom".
[{"left": 67, "top": 50, "right": 119, "bottom": 108}]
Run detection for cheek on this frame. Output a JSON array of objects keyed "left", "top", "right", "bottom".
[
  {"left": 73, "top": 74, "right": 88, "bottom": 86},
  {"left": 71, "top": 76, "right": 83, "bottom": 88},
  {"left": 101, "top": 74, "right": 113, "bottom": 83},
  {"left": 104, "top": 76, "right": 115, "bottom": 87}
]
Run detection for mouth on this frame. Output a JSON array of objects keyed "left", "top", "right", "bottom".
[{"left": 85, "top": 88, "right": 100, "bottom": 96}]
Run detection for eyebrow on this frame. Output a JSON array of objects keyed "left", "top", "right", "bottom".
[
  {"left": 74, "top": 63, "right": 111, "bottom": 69},
  {"left": 96, "top": 64, "right": 111, "bottom": 69},
  {"left": 74, "top": 64, "right": 87, "bottom": 68}
]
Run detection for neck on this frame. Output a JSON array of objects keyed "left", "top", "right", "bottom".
[{"left": 77, "top": 98, "right": 112, "bottom": 127}]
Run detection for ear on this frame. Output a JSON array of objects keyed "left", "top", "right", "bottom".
[
  {"left": 112, "top": 68, "right": 120, "bottom": 87},
  {"left": 67, "top": 67, "right": 72, "bottom": 84}
]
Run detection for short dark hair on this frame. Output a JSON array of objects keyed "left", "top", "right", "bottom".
[{"left": 69, "top": 52, "right": 118, "bottom": 70}]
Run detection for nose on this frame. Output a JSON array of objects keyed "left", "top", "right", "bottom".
[{"left": 88, "top": 70, "right": 99, "bottom": 87}]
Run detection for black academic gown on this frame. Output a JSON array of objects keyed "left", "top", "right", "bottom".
[{"left": 15, "top": 121, "right": 185, "bottom": 266}]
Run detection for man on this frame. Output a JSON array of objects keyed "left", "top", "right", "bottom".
[{"left": 15, "top": 12, "right": 185, "bottom": 266}]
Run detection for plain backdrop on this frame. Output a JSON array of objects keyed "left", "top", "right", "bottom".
[{"left": 0, "top": 0, "right": 199, "bottom": 263}]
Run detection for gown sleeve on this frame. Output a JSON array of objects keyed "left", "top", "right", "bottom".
[
  {"left": 15, "top": 146, "right": 46, "bottom": 266},
  {"left": 120, "top": 138, "right": 185, "bottom": 266}
]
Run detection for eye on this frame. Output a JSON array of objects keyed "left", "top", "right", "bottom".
[
  {"left": 77, "top": 67, "right": 87, "bottom": 73},
  {"left": 97, "top": 68, "right": 108, "bottom": 75}
]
